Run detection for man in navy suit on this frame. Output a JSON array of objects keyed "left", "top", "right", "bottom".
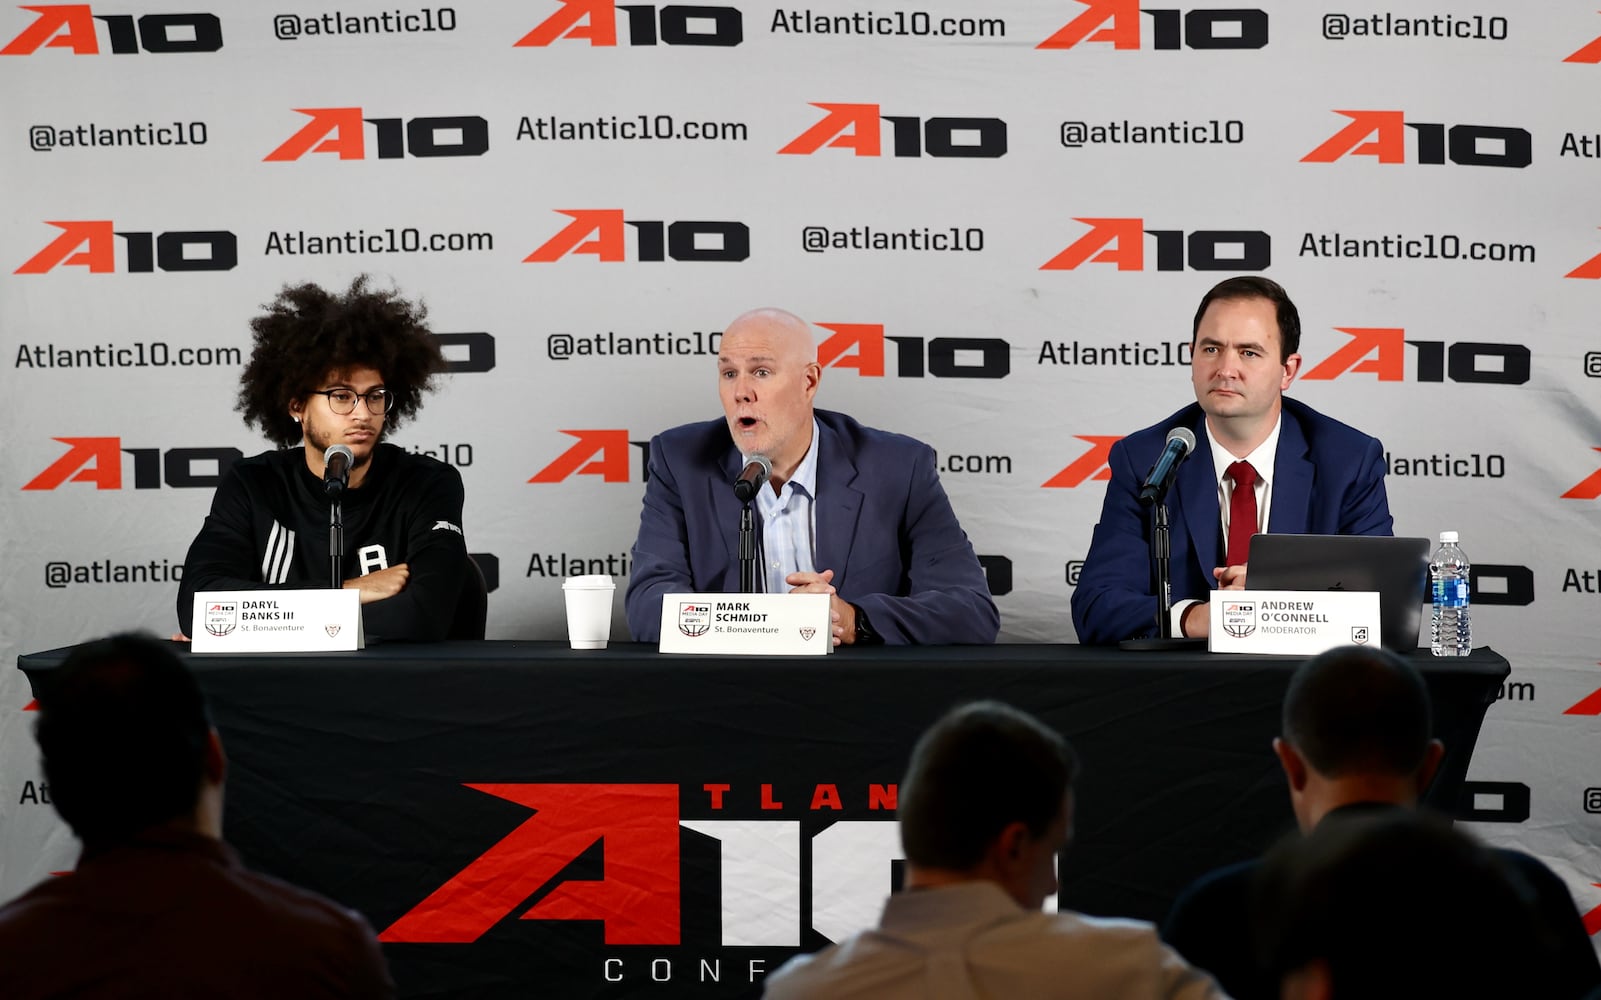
[
  {"left": 625, "top": 308, "right": 998, "bottom": 646},
  {"left": 1071, "top": 277, "right": 1393, "bottom": 644}
]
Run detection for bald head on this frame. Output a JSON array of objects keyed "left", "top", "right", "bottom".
[
  {"left": 717, "top": 307, "right": 821, "bottom": 486},
  {"left": 724, "top": 308, "right": 814, "bottom": 362}
]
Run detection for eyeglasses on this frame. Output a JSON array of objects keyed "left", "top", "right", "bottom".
[{"left": 311, "top": 388, "right": 391, "bottom": 415}]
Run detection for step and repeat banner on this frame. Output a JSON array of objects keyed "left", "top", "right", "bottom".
[{"left": 2, "top": 0, "right": 1598, "bottom": 967}]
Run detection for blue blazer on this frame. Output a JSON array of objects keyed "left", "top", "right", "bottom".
[
  {"left": 625, "top": 409, "right": 999, "bottom": 644},
  {"left": 1070, "top": 398, "right": 1393, "bottom": 645}
]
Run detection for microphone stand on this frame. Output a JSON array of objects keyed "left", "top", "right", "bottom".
[
  {"left": 328, "top": 495, "right": 344, "bottom": 591},
  {"left": 1120, "top": 497, "right": 1206, "bottom": 651},
  {"left": 738, "top": 502, "right": 758, "bottom": 594}
]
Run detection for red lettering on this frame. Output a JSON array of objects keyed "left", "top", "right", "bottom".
[
  {"left": 15, "top": 220, "right": 115, "bottom": 274},
  {"left": 1037, "top": 0, "right": 1139, "bottom": 50},
  {"left": 815, "top": 323, "right": 884, "bottom": 376},
  {"left": 1299, "top": 327, "right": 1406, "bottom": 381},
  {"left": 23, "top": 437, "right": 122, "bottom": 490},
  {"left": 0, "top": 4, "right": 98, "bottom": 55},
  {"left": 1042, "top": 435, "right": 1121, "bottom": 488},
  {"left": 1040, "top": 218, "right": 1144, "bottom": 271},
  {"left": 810, "top": 784, "right": 843, "bottom": 811},
  {"left": 529, "top": 429, "right": 632, "bottom": 483},
  {"left": 778, "top": 103, "right": 882, "bottom": 156},
  {"left": 263, "top": 108, "right": 366, "bottom": 161},
  {"left": 514, "top": 0, "right": 616, "bottom": 47},
  {"left": 760, "top": 783, "right": 784, "bottom": 810},
  {"left": 703, "top": 783, "right": 730, "bottom": 809},
  {"left": 1561, "top": 449, "right": 1601, "bottom": 501},
  {"left": 524, "top": 209, "right": 627, "bottom": 263},
  {"left": 379, "top": 783, "right": 679, "bottom": 945},
  {"left": 1567, "top": 233, "right": 1601, "bottom": 279},
  {"left": 1301, "top": 110, "right": 1406, "bottom": 164},
  {"left": 868, "top": 783, "right": 897, "bottom": 810}
]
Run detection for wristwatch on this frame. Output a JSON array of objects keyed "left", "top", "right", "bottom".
[{"left": 851, "top": 604, "right": 882, "bottom": 645}]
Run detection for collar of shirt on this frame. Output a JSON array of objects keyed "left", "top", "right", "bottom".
[
  {"left": 753, "top": 418, "right": 820, "bottom": 594},
  {"left": 878, "top": 881, "right": 1025, "bottom": 945},
  {"left": 1204, "top": 413, "right": 1281, "bottom": 537}
]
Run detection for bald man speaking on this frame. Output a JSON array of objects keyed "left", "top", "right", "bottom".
[{"left": 625, "top": 308, "right": 999, "bottom": 646}]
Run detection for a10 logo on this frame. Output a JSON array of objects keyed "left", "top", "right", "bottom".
[
  {"left": 16, "top": 222, "right": 237, "bottom": 274},
  {"left": 1042, "top": 219, "right": 1271, "bottom": 272},
  {"left": 265, "top": 109, "right": 490, "bottom": 161},
  {"left": 1038, "top": 0, "right": 1268, "bottom": 50},
  {"left": 781, "top": 105, "right": 1007, "bottom": 159},
  {"left": 0, "top": 5, "right": 221, "bottom": 54},
  {"left": 525, "top": 210, "right": 748, "bottom": 263},
  {"left": 515, "top": 0, "right": 741, "bottom": 47}
]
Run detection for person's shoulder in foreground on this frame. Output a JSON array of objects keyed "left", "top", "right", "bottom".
[
  {"left": 0, "top": 632, "right": 394, "bottom": 999},
  {"left": 625, "top": 306, "right": 996, "bottom": 646},
  {"left": 765, "top": 881, "right": 1221, "bottom": 999},
  {"left": 1072, "top": 275, "right": 1392, "bottom": 644},
  {"left": 762, "top": 701, "right": 1223, "bottom": 1000},
  {"left": 1164, "top": 645, "right": 1600, "bottom": 1000}
]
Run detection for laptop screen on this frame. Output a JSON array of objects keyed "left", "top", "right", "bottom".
[{"left": 1244, "top": 534, "right": 1432, "bottom": 652}]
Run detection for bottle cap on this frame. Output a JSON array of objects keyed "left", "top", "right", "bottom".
[{"left": 1439, "top": 530, "right": 1458, "bottom": 544}]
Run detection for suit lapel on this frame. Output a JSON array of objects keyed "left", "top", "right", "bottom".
[
  {"left": 814, "top": 419, "right": 864, "bottom": 593},
  {"left": 1268, "top": 410, "right": 1313, "bottom": 534},
  {"left": 1177, "top": 416, "right": 1221, "bottom": 584}
]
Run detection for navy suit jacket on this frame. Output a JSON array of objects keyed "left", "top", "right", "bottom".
[
  {"left": 1071, "top": 398, "right": 1393, "bottom": 645},
  {"left": 625, "top": 409, "right": 999, "bottom": 644}
]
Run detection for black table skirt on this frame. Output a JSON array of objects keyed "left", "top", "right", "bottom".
[{"left": 19, "top": 642, "right": 1508, "bottom": 1000}]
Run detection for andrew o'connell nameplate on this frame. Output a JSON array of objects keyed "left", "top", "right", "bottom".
[
  {"left": 658, "top": 593, "right": 832, "bottom": 656},
  {"left": 1208, "top": 590, "right": 1381, "bottom": 656},
  {"left": 191, "top": 590, "right": 364, "bottom": 653}
]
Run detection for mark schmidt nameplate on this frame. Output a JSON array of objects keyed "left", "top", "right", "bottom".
[{"left": 658, "top": 593, "right": 832, "bottom": 656}]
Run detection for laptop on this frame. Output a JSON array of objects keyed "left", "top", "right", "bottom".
[{"left": 1245, "top": 534, "right": 1432, "bottom": 652}]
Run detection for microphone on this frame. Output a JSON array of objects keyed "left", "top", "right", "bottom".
[
  {"left": 1138, "top": 427, "right": 1196, "bottom": 507},
  {"left": 324, "top": 444, "right": 354, "bottom": 498},
  {"left": 732, "top": 454, "right": 772, "bottom": 503}
]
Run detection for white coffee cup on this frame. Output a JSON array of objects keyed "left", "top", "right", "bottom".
[{"left": 562, "top": 575, "right": 616, "bottom": 649}]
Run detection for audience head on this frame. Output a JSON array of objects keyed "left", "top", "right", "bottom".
[
  {"left": 897, "top": 701, "right": 1080, "bottom": 909},
  {"left": 1274, "top": 645, "right": 1443, "bottom": 830},
  {"left": 1255, "top": 811, "right": 1555, "bottom": 1000},
  {"left": 34, "top": 633, "right": 222, "bottom": 846}
]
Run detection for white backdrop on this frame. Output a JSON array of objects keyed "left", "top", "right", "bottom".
[{"left": 2, "top": 0, "right": 1598, "bottom": 942}]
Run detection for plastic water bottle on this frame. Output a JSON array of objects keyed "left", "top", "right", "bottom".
[{"left": 1430, "top": 531, "right": 1471, "bottom": 657}]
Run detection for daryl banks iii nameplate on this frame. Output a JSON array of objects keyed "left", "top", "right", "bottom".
[
  {"left": 658, "top": 593, "right": 832, "bottom": 656},
  {"left": 1208, "top": 590, "right": 1381, "bottom": 656},
  {"left": 191, "top": 590, "right": 364, "bottom": 653}
]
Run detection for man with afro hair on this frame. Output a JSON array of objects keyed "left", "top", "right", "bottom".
[{"left": 177, "top": 276, "right": 470, "bottom": 641}]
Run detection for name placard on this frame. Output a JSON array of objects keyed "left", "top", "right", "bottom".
[
  {"left": 1208, "top": 590, "right": 1381, "bottom": 656},
  {"left": 658, "top": 593, "right": 832, "bottom": 656},
  {"left": 191, "top": 590, "right": 364, "bottom": 653}
]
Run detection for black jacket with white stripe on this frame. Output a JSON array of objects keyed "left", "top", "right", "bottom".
[{"left": 177, "top": 443, "right": 468, "bottom": 641}]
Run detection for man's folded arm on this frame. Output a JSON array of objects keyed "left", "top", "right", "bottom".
[
  {"left": 176, "top": 469, "right": 301, "bottom": 635},
  {"left": 358, "top": 467, "right": 468, "bottom": 642},
  {"left": 851, "top": 448, "right": 998, "bottom": 645}
]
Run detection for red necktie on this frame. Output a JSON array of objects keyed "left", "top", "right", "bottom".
[{"left": 1226, "top": 460, "right": 1258, "bottom": 567}]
